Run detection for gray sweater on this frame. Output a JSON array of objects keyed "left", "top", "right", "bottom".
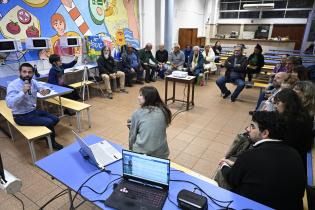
[{"left": 129, "top": 106, "right": 170, "bottom": 159}]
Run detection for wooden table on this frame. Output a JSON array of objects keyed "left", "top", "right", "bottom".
[{"left": 164, "top": 75, "right": 196, "bottom": 110}]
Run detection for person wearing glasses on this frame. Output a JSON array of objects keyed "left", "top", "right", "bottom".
[
  {"left": 216, "top": 46, "right": 247, "bottom": 102},
  {"left": 97, "top": 46, "right": 128, "bottom": 99}
]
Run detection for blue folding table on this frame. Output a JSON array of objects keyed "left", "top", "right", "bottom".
[{"left": 36, "top": 135, "right": 271, "bottom": 210}]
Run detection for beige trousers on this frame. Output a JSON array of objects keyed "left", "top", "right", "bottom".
[{"left": 101, "top": 71, "right": 125, "bottom": 93}]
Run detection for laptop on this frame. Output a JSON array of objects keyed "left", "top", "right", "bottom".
[
  {"left": 105, "top": 150, "right": 170, "bottom": 210},
  {"left": 72, "top": 130, "right": 122, "bottom": 169}
]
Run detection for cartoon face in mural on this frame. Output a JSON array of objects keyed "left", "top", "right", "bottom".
[
  {"left": 51, "top": 13, "right": 66, "bottom": 36},
  {"left": 115, "top": 29, "right": 125, "bottom": 46},
  {"left": 0, "top": 0, "right": 140, "bottom": 65}
]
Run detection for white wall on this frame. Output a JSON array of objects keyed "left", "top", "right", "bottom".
[
  {"left": 173, "top": 0, "right": 207, "bottom": 43},
  {"left": 139, "top": 0, "right": 156, "bottom": 49}
]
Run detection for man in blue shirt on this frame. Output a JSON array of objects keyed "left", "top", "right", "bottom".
[
  {"left": 121, "top": 44, "right": 144, "bottom": 87},
  {"left": 6, "top": 63, "right": 63, "bottom": 150}
]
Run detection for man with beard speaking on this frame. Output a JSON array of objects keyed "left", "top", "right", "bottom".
[{"left": 5, "top": 63, "right": 63, "bottom": 150}]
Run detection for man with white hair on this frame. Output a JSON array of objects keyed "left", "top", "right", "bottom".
[
  {"left": 188, "top": 46, "right": 204, "bottom": 77},
  {"left": 138, "top": 43, "right": 157, "bottom": 83},
  {"left": 167, "top": 43, "right": 185, "bottom": 74}
]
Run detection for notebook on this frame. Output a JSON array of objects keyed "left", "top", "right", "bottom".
[
  {"left": 72, "top": 130, "right": 122, "bottom": 169},
  {"left": 105, "top": 150, "right": 170, "bottom": 210}
]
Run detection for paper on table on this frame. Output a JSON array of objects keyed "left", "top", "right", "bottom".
[{"left": 37, "top": 89, "right": 57, "bottom": 97}]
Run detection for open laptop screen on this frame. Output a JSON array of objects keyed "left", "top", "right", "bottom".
[{"left": 122, "top": 150, "right": 170, "bottom": 188}]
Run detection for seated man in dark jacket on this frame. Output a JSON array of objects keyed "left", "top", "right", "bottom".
[
  {"left": 138, "top": 43, "right": 157, "bottom": 83},
  {"left": 216, "top": 46, "right": 247, "bottom": 102},
  {"left": 155, "top": 44, "right": 168, "bottom": 79},
  {"left": 220, "top": 111, "right": 305, "bottom": 210},
  {"left": 48, "top": 54, "right": 81, "bottom": 101},
  {"left": 97, "top": 46, "right": 127, "bottom": 99},
  {"left": 121, "top": 44, "right": 143, "bottom": 87}
]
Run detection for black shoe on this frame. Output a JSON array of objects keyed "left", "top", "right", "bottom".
[
  {"left": 150, "top": 78, "right": 156, "bottom": 82},
  {"left": 52, "top": 142, "right": 63, "bottom": 150},
  {"left": 125, "top": 83, "right": 133, "bottom": 87},
  {"left": 145, "top": 79, "right": 150, "bottom": 83},
  {"left": 223, "top": 90, "right": 231, "bottom": 99},
  {"left": 135, "top": 80, "right": 144, "bottom": 85},
  {"left": 231, "top": 97, "right": 236, "bottom": 102}
]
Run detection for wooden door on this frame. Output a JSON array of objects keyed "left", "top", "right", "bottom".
[
  {"left": 178, "top": 28, "right": 193, "bottom": 49},
  {"left": 272, "top": 24, "right": 306, "bottom": 50}
]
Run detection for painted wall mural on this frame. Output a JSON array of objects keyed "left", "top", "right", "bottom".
[{"left": 0, "top": 0, "right": 140, "bottom": 62}]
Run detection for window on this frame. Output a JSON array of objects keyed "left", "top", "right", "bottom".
[
  {"left": 219, "top": 0, "right": 315, "bottom": 19},
  {"left": 285, "top": 10, "right": 311, "bottom": 18},
  {"left": 239, "top": 11, "right": 260, "bottom": 18},
  {"left": 262, "top": 11, "right": 285, "bottom": 18},
  {"left": 220, "top": 12, "right": 238, "bottom": 19},
  {"left": 287, "top": 0, "right": 314, "bottom": 8}
]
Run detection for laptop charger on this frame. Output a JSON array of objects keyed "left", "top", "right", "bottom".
[{"left": 177, "top": 189, "right": 208, "bottom": 210}]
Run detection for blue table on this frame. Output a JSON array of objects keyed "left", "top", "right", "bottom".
[{"left": 36, "top": 135, "right": 271, "bottom": 210}]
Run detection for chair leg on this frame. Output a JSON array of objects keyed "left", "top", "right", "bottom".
[
  {"left": 76, "top": 112, "right": 81, "bottom": 132},
  {"left": 27, "top": 140, "right": 37, "bottom": 164},
  {"left": 6, "top": 121, "right": 14, "bottom": 142},
  {"left": 46, "top": 135, "right": 53, "bottom": 153},
  {"left": 87, "top": 86, "right": 90, "bottom": 100},
  {"left": 87, "top": 108, "right": 91, "bottom": 128}
]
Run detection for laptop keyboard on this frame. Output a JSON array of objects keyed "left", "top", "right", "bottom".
[{"left": 122, "top": 181, "right": 166, "bottom": 208}]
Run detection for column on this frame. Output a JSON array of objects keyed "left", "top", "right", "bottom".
[
  {"left": 164, "top": 0, "right": 174, "bottom": 51},
  {"left": 301, "top": 1, "right": 315, "bottom": 52}
]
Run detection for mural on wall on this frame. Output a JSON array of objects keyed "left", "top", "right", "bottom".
[{"left": 0, "top": 0, "right": 140, "bottom": 64}]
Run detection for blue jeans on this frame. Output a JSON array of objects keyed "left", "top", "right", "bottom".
[
  {"left": 13, "top": 110, "right": 59, "bottom": 144},
  {"left": 216, "top": 76, "right": 245, "bottom": 100}
]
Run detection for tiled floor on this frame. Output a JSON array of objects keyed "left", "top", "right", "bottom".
[{"left": 0, "top": 75, "right": 314, "bottom": 210}]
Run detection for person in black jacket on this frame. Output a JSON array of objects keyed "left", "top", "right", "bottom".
[
  {"left": 212, "top": 41, "right": 222, "bottom": 56},
  {"left": 220, "top": 111, "right": 305, "bottom": 210},
  {"left": 245, "top": 44, "right": 264, "bottom": 88},
  {"left": 155, "top": 44, "right": 168, "bottom": 79},
  {"left": 97, "top": 46, "right": 128, "bottom": 99},
  {"left": 216, "top": 46, "right": 247, "bottom": 102},
  {"left": 138, "top": 43, "right": 157, "bottom": 83}
]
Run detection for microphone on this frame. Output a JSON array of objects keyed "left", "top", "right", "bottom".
[{"left": 24, "top": 80, "right": 32, "bottom": 95}]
